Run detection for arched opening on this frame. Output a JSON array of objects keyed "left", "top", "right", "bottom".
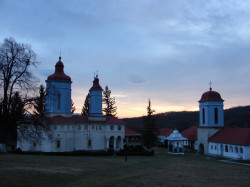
[
  {"left": 116, "top": 136, "right": 121, "bottom": 149},
  {"left": 202, "top": 108, "right": 205, "bottom": 124},
  {"left": 57, "top": 93, "right": 61, "bottom": 109},
  {"left": 214, "top": 108, "right": 218, "bottom": 124},
  {"left": 109, "top": 136, "right": 114, "bottom": 149},
  {"left": 199, "top": 144, "right": 204, "bottom": 154},
  {"left": 169, "top": 142, "right": 173, "bottom": 152}
]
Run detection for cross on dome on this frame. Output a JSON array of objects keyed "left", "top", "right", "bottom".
[{"left": 209, "top": 81, "right": 212, "bottom": 91}]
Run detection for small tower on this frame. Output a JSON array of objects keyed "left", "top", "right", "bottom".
[
  {"left": 89, "top": 75, "right": 103, "bottom": 116},
  {"left": 45, "top": 57, "right": 72, "bottom": 117},
  {"left": 197, "top": 84, "right": 224, "bottom": 154},
  {"left": 198, "top": 86, "right": 224, "bottom": 127}
]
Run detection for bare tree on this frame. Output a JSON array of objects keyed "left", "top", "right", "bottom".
[{"left": 0, "top": 37, "right": 50, "bottom": 149}]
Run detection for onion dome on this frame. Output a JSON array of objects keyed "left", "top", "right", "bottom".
[
  {"left": 90, "top": 75, "right": 102, "bottom": 90},
  {"left": 199, "top": 87, "right": 224, "bottom": 102},
  {"left": 47, "top": 57, "right": 71, "bottom": 81}
]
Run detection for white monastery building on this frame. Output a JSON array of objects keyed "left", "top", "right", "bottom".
[
  {"left": 196, "top": 86, "right": 250, "bottom": 160},
  {"left": 17, "top": 57, "right": 125, "bottom": 152}
]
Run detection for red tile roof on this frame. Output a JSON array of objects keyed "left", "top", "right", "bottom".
[
  {"left": 90, "top": 76, "right": 102, "bottom": 90},
  {"left": 208, "top": 127, "right": 250, "bottom": 146},
  {"left": 181, "top": 126, "right": 197, "bottom": 141},
  {"left": 106, "top": 115, "right": 125, "bottom": 124},
  {"left": 199, "top": 90, "right": 224, "bottom": 102},
  {"left": 49, "top": 115, "right": 125, "bottom": 124},
  {"left": 125, "top": 127, "right": 141, "bottom": 135},
  {"left": 158, "top": 128, "right": 173, "bottom": 136},
  {"left": 47, "top": 57, "right": 71, "bottom": 81}
]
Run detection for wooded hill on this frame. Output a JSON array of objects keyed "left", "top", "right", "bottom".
[{"left": 122, "top": 105, "right": 250, "bottom": 133}]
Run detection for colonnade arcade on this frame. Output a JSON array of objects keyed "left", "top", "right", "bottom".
[{"left": 106, "top": 136, "right": 124, "bottom": 151}]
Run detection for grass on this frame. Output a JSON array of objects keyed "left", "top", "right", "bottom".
[{"left": 0, "top": 147, "right": 250, "bottom": 187}]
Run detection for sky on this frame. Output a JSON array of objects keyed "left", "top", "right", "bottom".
[{"left": 1, "top": 0, "right": 250, "bottom": 118}]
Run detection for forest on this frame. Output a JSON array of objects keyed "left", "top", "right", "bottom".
[{"left": 123, "top": 105, "right": 250, "bottom": 133}]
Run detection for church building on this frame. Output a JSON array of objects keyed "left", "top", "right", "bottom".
[
  {"left": 17, "top": 57, "right": 125, "bottom": 152},
  {"left": 196, "top": 86, "right": 250, "bottom": 160}
]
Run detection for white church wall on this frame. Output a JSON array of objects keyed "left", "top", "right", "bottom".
[
  {"left": 243, "top": 146, "right": 250, "bottom": 160},
  {"left": 208, "top": 142, "right": 250, "bottom": 160}
]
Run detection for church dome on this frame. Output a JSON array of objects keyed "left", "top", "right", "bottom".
[
  {"left": 47, "top": 57, "right": 71, "bottom": 81},
  {"left": 90, "top": 75, "right": 102, "bottom": 90},
  {"left": 199, "top": 88, "right": 224, "bottom": 102}
]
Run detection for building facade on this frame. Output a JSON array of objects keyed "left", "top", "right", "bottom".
[{"left": 17, "top": 57, "right": 125, "bottom": 152}]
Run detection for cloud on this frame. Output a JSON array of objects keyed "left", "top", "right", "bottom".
[{"left": 126, "top": 75, "right": 149, "bottom": 85}]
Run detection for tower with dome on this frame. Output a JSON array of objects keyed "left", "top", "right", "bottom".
[{"left": 197, "top": 85, "right": 225, "bottom": 154}]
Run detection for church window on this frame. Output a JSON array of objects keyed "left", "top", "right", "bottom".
[
  {"left": 229, "top": 146, "right": 233, "bottom": 152},
  {"left": 215, "top": 145, "right": 217, "bottom": 150},
  {"left": 110, "top": 125, "right": 114, "bottom": 130},
  {"left": 214, "top": 108, "right": 218, "bottom": 124},
  {"left": 211, "top": 145, "right": 213, "bottom": 150},
  {"left": 225, "top": 145, "right": 228, "bottom": 152},
  {"left": 118, "top": 125, "right": 121, "bottom": 130},
  {"left": 57, "top": 93, "right": 61, "bottom": 109},
  {"left": 56, "top": 140, "right": 61, "bottom": 148},
  {"left": 88, "top": 139, "right": 91, "bottom": 148},
  {"left": 202, "top": 108, "right": 205, "bottom": 124},
  {"left": 240, "top": 147, "right": 243, "bottom": 153},
  {"left": 235, "top": 147, "right": 238, "bottom": 153}
]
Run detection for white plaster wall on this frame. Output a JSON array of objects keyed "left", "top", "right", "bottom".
[
  {"left": 208, "top": 142, "right": 250, "bottom": 160},
  {"left": 197, "top": 128, "right": 221, "bottom": 154},
  {"left": 199, "top": 102, "right": 224, "bottom": 127},
  {"left": 17, "top": 123, "right": 125, "bottom": 152}
]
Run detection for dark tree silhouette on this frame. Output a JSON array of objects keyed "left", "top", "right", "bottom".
[
  {"left": 71, "top": 99, "right": 76, "bottom": 113},
  {"left": 81, "top": 93, "right": 89, "bottom": 115},
  {"left": 142, "top": 99, "right": 158, "bottom": 151},
  {"left": 34, "top": 85, "right": 46, "bottom": 116},
  {"left": 103, "top": 86, "right": 117, "bottom": 116},
  {"left": 0, "top": 38, "right": 51, "bottom": 149}
]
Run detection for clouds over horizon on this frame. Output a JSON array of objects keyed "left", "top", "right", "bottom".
[{"left": 1, "top": 0, "right": 250, "bottom": 117}]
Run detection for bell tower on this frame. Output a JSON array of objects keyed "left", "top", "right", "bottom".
[
  {"left": 45, "top": 57, "right": 72, "bottom": 117},
  {"left": 89, "top": 75, "right": 103, "bottom": 117},
  {"left": 197, "top": 83, "right": 224, "bottom": 154},
  {"left": 198, "top": 85, "right": 224, "bottom": 127}
]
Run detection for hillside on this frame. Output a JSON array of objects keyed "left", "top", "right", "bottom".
[{"left": 123, "top": 105, "right": 250, "bottom": 133}]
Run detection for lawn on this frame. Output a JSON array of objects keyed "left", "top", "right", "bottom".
[{"left": 0, "top": 148, "right": 250, "bottom": 187}]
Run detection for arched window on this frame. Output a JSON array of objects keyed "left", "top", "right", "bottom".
[
  {"left": 202, "top": 108, "right": 205, "bottom": 124},
  {"left": 57, "top": 93, "right": 61, "bottom": 109},
  {"left": 225, "top": 145, "right": 228, "bottom": 152},
  {"left": 235, "top": 147, "right": 238, "bottom": 153},
  {"left": 229, "top": 146, "right": 233, "bottom": 152},
  {"left": 214, "top": 108, "right": 218, "bottom": 124}
]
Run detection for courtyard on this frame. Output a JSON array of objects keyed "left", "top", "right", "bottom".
[{"left": 0, "top": 148, "right": 250, "bottom": 187}]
